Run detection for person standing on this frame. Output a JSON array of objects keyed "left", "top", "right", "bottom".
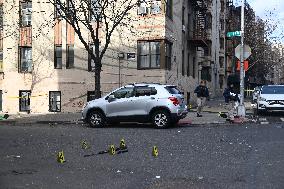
[
  {"left": 194, "top": 80, "right": 209, "bottom": 117},
  {"left": 223, "top": 84, "right": 234, "bottom": 103}
]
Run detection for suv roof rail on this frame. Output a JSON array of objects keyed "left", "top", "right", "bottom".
[{"left": 127, "top": 82, "right": 162, "bottom": 86}]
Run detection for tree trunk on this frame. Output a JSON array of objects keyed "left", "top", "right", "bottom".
[
  {"left": 94, "top": 59, "right": 101, "bottom": 99},
  {"left": 94, "top": 20, "right": 101, "bottom": 99}
]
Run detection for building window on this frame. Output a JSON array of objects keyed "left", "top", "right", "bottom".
[
  {"left": 151, "top": 0, "right": 161, "bottom": 14},
  {"left": 0, "top": 4, "right": 3, "bottom": 30},
  {"left": 166, "top": 0, "right": 173, "bottom": 19},
  {"left": 19, "top": 90, "right": 31, "bottom": 112},
  {"left": 182, "top": 50, "right": 185, "bottom": 76},
  {"left": 220, "top": 38, "right": 224, "bottom": 49},
  {"left": 137, "top": 41, "right": 161, "bottom": 69},
  {"left": 87, "top": 91, "right": 96, "bottom": 102},
  {"left": 201, "top": 67, "right": 211, "bottom": 81},
  {"left": 165, "top": 41, "right": 172, "bottom": 70},
  {"left": 49, "top": 91, "right": 61, "bottom": 112},
  {"left": 54, "top": 45, "right": 62, "bottom": 69},
  {"left": 182, "top": 6, "right": 185, "bottom": 26},
  {"left": 192, "top": 57, "right": 195, "bottom": 78},
  {"left": 205, "top": 13, "right": 212, "bottom": 29},
  {"left": 187, "top": 53, "right": 190, "bottom": 77},
  {"left": 221, "top": 0, "right": 225, "bottom": 12},
  {"left": 204, "top": 43, "right": 211, "bottom": 56},
  {"left": 0, "top": 52, "right": 3, "bottom": 73},
  {"left": 88, "top": 44, "right": 95, "bottom": 71},
  {"left": 220, "top": 19, "right": 224, "bottom": 30},
  {"left": 19, "top": 47, "right": 32, "bottom": 73},
  {"left": 66, "top": 44, "right": 74, "bottom": 68},
  {"left": 20, "top": 1, "right": 32, "bottom": 27},
  {"left": 54, "top": 0, "right": 62, "bottom": 18},
  {"left": 90, "top": 0, "right": 102, "bottom": 21},
  {"left": 137, "top": 1, "right": 148, "bottom": 16},
  {"left": 219, "top": 56, "right": 224, "bottom": 68},
  {"left": 0, "top": 90, "right": 2, "bottom": 111}
]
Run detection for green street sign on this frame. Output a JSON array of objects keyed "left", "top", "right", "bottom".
[{"left": 227, "top": 31, "right": 241, "bottom": 37}]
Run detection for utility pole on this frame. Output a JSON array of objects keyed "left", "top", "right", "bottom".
[
  {"left": 237, "top": 0, "right": 246, "bottom": 117},
  {"left": 223, "top": 0, "right": 227, "bottom": 88}
]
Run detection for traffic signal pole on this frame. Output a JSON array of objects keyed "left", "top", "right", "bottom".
[{"left": 237, "top": 0, "right": 246, "bottom": 117}]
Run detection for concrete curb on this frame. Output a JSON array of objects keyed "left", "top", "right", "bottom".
[{"left": 0, "top": 120, "right": 84, "bottom": 126}]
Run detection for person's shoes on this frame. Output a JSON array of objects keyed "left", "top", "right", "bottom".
[{"left": 197, "top": 114, "right": 203, "bottom": 117}]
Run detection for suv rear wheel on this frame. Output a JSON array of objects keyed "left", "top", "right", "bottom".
[
  {"left": 87, "top": 110, "right": 106, "bottom": 127},
  {"left": 151, "top": 110, "right": 171, "bottom": 129}
]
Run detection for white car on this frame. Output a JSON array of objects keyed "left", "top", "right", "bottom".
[{"left": 257, "top": 85, "right": 284, "bottom": 114}]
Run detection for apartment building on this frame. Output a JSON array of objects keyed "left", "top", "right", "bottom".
[
  {"left": 0, "top": 0, "right": 224, "bottom": 114},
  {"left": 200, "top": 0, "right": 227, "bottom": 95}
]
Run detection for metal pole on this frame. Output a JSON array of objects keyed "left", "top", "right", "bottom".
[
  {"left": 224, "top": 0, "right": 227, "bottom": 88},
  {"left": 213, "top": 0, "right": 218, "bottom": 97},
  {"left": 118, "top": 58, "right": 121, "bottom": 87},
  {"left": 237, "top": 0, "right": 246, "bottom": 117}
]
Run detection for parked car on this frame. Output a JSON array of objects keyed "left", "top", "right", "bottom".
[
  {"left": 252, "top": 86, "right": 261, "bottom": 103},
  {"left": 257, "top": 85, "right": 284, "bottom": 114},
  {"left": 82, "top": 83, "right": 188, "bottom": 128}
]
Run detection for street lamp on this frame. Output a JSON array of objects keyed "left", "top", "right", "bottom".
[
  {"left": 237, "top": 0, "right": 246, "bottom": 117},
  {"left": 118, "top": 53, "right": 124, "bottom": 87}
]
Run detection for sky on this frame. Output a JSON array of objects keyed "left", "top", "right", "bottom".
[{"left": 235, "top": 0, "right": 284, "bottom": 43}]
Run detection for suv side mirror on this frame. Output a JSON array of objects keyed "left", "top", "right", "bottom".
[{"left": 108, "top": 95, "right": 116, "bottom": 102}]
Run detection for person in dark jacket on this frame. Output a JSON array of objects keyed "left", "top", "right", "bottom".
[
  {"left": 223, "top": 84, "right": 234, "bottom": 103},
  {"left": 194, "top": 80, "right": 209, "bottom": 117}
]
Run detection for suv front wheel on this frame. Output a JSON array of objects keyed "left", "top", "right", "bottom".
[
  {"left": 87, "top": 110, "right": 106, "bottom": 128},
  {"left": 151, "top": 110, "right": 171, "bottom": 129}
]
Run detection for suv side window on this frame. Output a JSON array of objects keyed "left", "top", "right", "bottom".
[
  {"left": 165, "top": 86, "right": 181, "bottom": 94},
  {"left": 111, "top": 87, "right": 134, "bottom": 99},
  {"left": 134, "top": 87, "right": 157, "bottom": 97}
]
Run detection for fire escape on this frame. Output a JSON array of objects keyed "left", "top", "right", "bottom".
[
  {"left": 188, "top": 0, "right": 208, "bottom": 47},
  {"left": 225, "top": 0, "right": 235, "bottom": 73}
]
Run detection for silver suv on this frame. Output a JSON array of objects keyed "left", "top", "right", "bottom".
[{"left": 82, "top": 83, "right": 188, "bottom": 128}]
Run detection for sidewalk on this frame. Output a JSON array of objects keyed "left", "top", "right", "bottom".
[
  {"left": 0, "top": 112, "right": 83, "bottom": 125},
  {"left": 179, "top": 97, "right": 254, "bottom": 125},
  {"left": 0, "top": 98, "right": 254, "bottom": 126}
]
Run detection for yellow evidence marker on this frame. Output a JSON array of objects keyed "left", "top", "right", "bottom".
[
  {"left": 81, "top": 140, "right": 89, "bottom": 149},
  {"left": 120, "top": 139, "right": 126, "bottom": 149},
  {"left": 57, "top": 151, "right": 66, "bottom": 163},
  {"left": 109, "top": 145, "right": 116, "bottom": 155},
  {"left": 152, "top": 146, "right": 158, "bottom": 157}
]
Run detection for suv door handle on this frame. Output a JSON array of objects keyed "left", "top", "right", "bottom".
[{"left": 150, "top": 97, "right": 155, "bottom": 100}]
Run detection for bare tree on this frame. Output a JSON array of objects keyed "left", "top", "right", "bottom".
[{"left": 50, "top": 0, "right": 140, "bottom": 98}]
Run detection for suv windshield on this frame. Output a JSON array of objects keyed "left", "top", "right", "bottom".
[
  {"left": 165, "top": 86, "right": 181, "bottom": 94},
  {"left": 261, "top": 86, "right": 284, "bottom": 94}
]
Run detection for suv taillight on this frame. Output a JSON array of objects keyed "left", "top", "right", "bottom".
[{"left": 168, "top": 97, "right": 179, "bottom": 106}]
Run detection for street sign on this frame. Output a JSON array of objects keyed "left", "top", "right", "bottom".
[
  {"left": 227, "top": 31, "right": 241, "bottom": 37},
  {"left": 235, "top": 44, "right": 251, "bottom": 60}
]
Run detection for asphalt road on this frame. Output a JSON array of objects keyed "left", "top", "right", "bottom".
[{"left": 0, "top": 122, "right": 284, "bottom": 189}]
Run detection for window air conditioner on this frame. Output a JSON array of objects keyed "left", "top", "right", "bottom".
[
  {"left": 182, "top": 25, "right": 186, "bottom": 32},
  {"left": 22, "top": 8, "right": 32, "bottom": 15},
  {"left": 138, "top": 3, "right": 148, "bottom": 15}
]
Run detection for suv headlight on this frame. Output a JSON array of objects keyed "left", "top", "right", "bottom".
[{"left": 259, "top": 97, "right": 266, "bottom": 101}]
